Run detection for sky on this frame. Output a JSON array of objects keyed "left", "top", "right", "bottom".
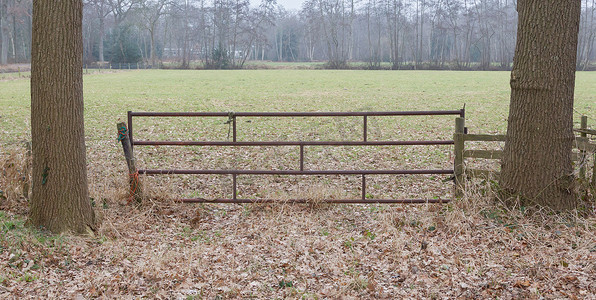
[{"left": 275, "top": 0, "right": 304, "bottom": 11}]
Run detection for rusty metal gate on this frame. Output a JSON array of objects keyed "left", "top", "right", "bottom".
[{"left": 127, "top": 109, "right": 464, "bottom": 204}]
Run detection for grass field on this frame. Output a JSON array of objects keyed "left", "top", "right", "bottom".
[
  {"left": 0, "top": 70, "right": 595, "bottom": 298},
  {"left": 2, "top": 69, "right": 595, "bottom": 138}
]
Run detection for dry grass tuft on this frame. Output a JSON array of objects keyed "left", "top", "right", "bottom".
[{"left": 0, "top": 144, "right": 31, "bottom": 214}]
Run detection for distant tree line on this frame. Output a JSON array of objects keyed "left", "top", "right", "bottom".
[{"left": 1, "top": 0, "right": 595, "bottom": 70}]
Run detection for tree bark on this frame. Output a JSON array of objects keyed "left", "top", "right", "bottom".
[
  {"left": 500, "top": 0, "right": 581, "bottom": 210},
  {"left": 150, "top": 26, "right": 156, "bottom": 67},
  {"left": 98, "top": 16, "right": 105, "bottom": 62},
  {"left": 0, "top": 0, "right": 10, "bottom": 65},
  {"left": 29, "top": 0, "right": 95, "bottom": 234}
]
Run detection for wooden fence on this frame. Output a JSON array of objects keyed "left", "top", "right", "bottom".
[{"left": 454, "top": 115, "right": 596, "bottom": 196}]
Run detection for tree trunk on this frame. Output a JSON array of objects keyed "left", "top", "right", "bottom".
[
  {"left": 150, "top": 27, "right": 156, "bottom": 67},
  {"left": 30, "top": 0, "right": 95, "bottom": 234},
  {"left": 181, "top": 2, "right": 189, "bottom": 69},
  {"left": 500, "top": 0, "right": 581, "bottom": 210},
  {"left": 11, "top": 13, "right": 17, "bottom": 62},
  {"left": 0, "top": 4, "right": 9, "bottom": 65},
  {"left": 98, "top": 16, "right": 105, "bottom": 62}
]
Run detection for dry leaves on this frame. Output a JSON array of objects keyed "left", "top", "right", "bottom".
[{"left": 0, "top": 193, "right": 595, "bottom": 298}]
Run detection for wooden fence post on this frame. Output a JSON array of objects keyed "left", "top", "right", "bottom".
[
  {"left": 454, "top": 117, "right": 465, "bottom": 198},
  {"left": 592, "top": 150, "right": 596, "bottom": 188},
  {"left": 591, "top": 119, "right": 596, "bottom": 188},
  {"left": 580, "top": 116, "right": 587, "bottom": 180},
  {"left": 117, "top": 122, "right": 142, "bottom": 204}
]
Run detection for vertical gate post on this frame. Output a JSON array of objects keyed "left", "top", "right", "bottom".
[
  {"left": 590, "top": 119, "right": 596, "bottom": 187},
  {"left": 592, "top": 150, "right": 596, "bottom": 188},
  {"left": 117, "top": 122, "right": 143, "bottom": 204},
  {"left": 579, "top": 116, "right": 587, "bottom": 180},
  {"left": 232, "top": 115, "right": 237, "bottom": 142},
  {"left": 361, "top": 175, "right": 366, "bottom": 200},
  {"left": 363, "top": 116, "right": 367, "bottom": 142},
  {"left": 128, "top": 111, "right": 133, "bottom": 150},
  {"left": 454, "top": 117, "right": 465, "bottom": 198},
  {"left": 232, "top": 174, "right": 237, "bottom": 200}
]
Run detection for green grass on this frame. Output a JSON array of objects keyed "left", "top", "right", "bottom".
[
  {"left": 2, "top": 70, "right": 594, "bottom": 140},
  {"left": 0, "top": 210, "right": 68, "bottom": 259},
  {"left": 0, "top": 211, "right": 72, "bottom": 287}
]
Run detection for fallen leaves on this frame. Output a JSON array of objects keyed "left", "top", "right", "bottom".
[
  {"left": 513, "top": 279, "right": 531, "bottom": 288},
  {"left": 9, "top": 200, "right": 580, "bottom": 298}
]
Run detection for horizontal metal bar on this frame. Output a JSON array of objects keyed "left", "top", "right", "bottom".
[
  {"left": 133, "top": 140, "right": 455, "bottom": 146},
  {"left": 129, "top": 110, "right": 464, "bottom": 117},
  {"left": 139, "top": 169, "right": 454, "bottom": 175},
  {"left": 178, "top": 198, "right": 451, "bottom": 204}
]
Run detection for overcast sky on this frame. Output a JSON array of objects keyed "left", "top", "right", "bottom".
[{"left": 275, "top": 0, "right": 304, "bottom": 11}]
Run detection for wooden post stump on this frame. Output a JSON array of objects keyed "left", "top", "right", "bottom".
[{"left": 117, "top": 122, "right": 143, "bottom": 204}]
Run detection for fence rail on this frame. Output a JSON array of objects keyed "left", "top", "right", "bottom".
[
  {"left": 84, "top": 62, "right": 154, "bottom": 70},
  {"left": 454, "top": 115, "right": 596, "bottom": 189},
  {"left": 133, "top": 140, "right": 455, "bottom": 146}
]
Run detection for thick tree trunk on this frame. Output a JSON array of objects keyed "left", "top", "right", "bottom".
[
  {"left": 30, "top": 0, "right": 95, "bottom": 234},
  {"left": 500, "top": 0, "right": 581, "bottom": 210}
]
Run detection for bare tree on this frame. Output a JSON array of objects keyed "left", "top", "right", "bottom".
[
  {"left": 108, "top": 0, "right": 137, "bottom": 25},
  {"left": 6, "top": 0, "right": 596, "bottom": 68},
  {"left": 86, "top": 0, "right": 112, "bottom": 62},
  {"left": 171, "top": 0, "right": 192, "bottom": 68},
  {"left": 413, "top": 0, "right": 425, "bottom": 68},
  {"left": 237, "top": 0, "right": 276, "bottom": 66},
  {"left": 314, "top": 0, "right": 352, "bottom": 68},
  {"left": 229, "top": 0, "right": 248, "bottom": 67},
  {"left": 384, "top": 0, "right": 404, "bottom": 68},
  {"left": 364, "top": 0, "right": 383, "bottom": 68},
  {"left": 0, "top": 0, "right": 13, "bottom": 65},
  {"left": 138, "top": 0, "right": 169, "bottom": 66},
  {"left": 300, "top": 0, "right": 321, "bottom": 61},
  {"left": 578, "top": 0, "right": 596, "bottom": 70}
]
